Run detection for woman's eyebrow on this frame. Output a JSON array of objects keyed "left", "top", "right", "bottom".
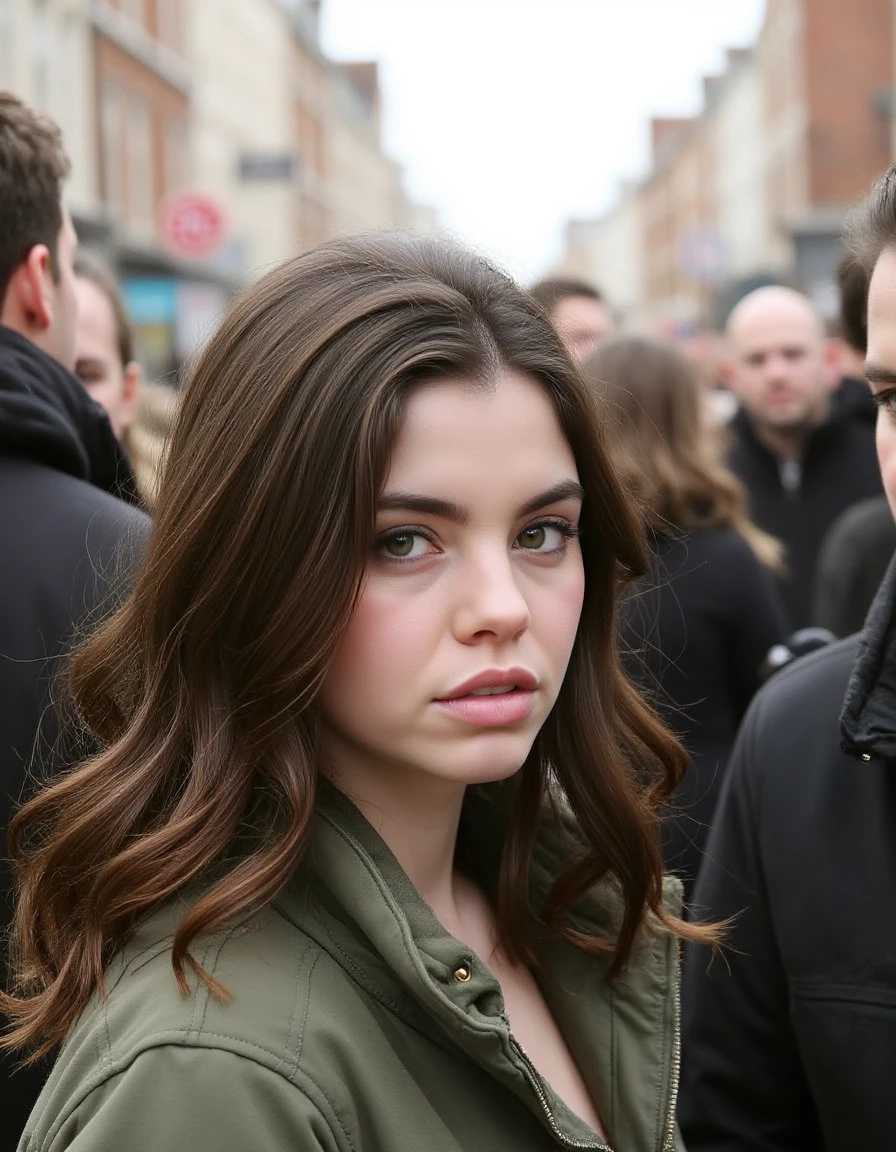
[
  {"left": 377, "top": 480, "right": 584, "bottom": 524},
  {"left": 517, "top": 480, "right": 584, "bottom": 518},
  {"left": 865, "top": 361, "right": 896, "bottom": 386}
]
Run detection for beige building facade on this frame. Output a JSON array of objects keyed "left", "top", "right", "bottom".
[
  {"left": 0, "top": 0, "right": 98, "bottom": 213},
  {"left": 558, "top": 186, "right": 644, "bottom": 327},
  {"left": 2, "top": 0, "right": 418, "bottom": 375},
  {"left": 325, "top": 61, "right": 412, "bottom": 237},
  {"left": 187, "top": 0, "right": 296, "bottom": 277}
]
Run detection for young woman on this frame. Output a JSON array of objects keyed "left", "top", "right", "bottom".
[
  {"left": 3, "top": 235, "right": 713, "bottom": 1152},
  {"left": 582, "top": 335, "right": 790, "bottom": 900}
]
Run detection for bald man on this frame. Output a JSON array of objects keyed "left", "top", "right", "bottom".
[{"left": 724, "top": 285, "right": 882, "bottom": 629}]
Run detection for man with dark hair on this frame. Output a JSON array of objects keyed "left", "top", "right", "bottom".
[
  {"left": 680, "top": 164, "right": 896, "bottom": 1152},
  {"left": 0, "top": 91, "right": 148, "bottom": 1148},
  {"left": 814, "top": 254, "right": 896, "bottom": 635},
  {"left": 837, "top": 251, "right": 869, "bottom": 367},
  {"left": 529, "top": 275, "right": 613, "bottom": 361}
]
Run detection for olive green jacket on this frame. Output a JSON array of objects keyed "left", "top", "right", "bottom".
[{"left": 21, "top": 787, "right": 685, "bottom": 1152}]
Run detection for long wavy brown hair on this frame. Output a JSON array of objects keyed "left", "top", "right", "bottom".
[
  {"left": 3, "top": 234, "right": 715, "bottom": 1061},
  {"left": 582, "top": 335, "right": 784, "bottom": 570}
]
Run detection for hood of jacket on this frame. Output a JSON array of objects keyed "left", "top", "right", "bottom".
[
  {"left": 840, "top": 548, "right": 896, "bottom": 760},
  {"left": 0, "top": 324, "right": 139, "bottom": 503}
]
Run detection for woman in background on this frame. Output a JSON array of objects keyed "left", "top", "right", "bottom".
[{"left": 583, "top": 335, "right": 789, "bottom": 901}]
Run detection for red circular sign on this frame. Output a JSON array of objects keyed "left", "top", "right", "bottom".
[{"left": 161, "top": 191, "right": 226, "bottom": 258}]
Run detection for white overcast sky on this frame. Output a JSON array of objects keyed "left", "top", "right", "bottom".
[{"left": 321, "top": 0, "right": 766, "bottom": 283}]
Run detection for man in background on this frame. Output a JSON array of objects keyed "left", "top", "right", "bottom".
[
  {"left": 0, "top": 90, "right": 147, "bottom": 1148},
  {"left": 530, "top": 276, "right": 614, "bottom": 361},
  {"left": 724, "top": 284, "right": 881, "bottom": 629},
  {"left": 814, "top": 254, "right": 896, "bottom": 635}
]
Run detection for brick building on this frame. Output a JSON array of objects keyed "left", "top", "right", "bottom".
[{"left": 558, "top": 0, "right": 896, "bottom": 328}]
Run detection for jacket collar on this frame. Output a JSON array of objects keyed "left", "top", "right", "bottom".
[
  {"left": 276, "top": 781, "right": 682, "bottom": 1151},
  {"left": 840, "top": 550, "right": 896, "bottom": 760},
  {"left": 730, "top": 390, "right": 856, "bottom": 466},
  {"left": 0, "top": 324, "right": 139, "bottom": 503}
]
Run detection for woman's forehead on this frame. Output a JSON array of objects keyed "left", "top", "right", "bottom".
[{"left": 382, "top": 371, "right": 578, "bottom": 498}]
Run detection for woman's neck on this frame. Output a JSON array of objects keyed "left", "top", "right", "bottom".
[{"left": 333, "top": 765, "right": 470, "bottom": 925}]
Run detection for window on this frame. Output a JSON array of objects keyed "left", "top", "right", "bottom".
[
  {"left": 156, "top": 0, "right": 183, "bottom": 54},
  {"left": 121, "top": 0, "right": 146, "bottom": 29},
  {"left": 163, "top": 117, "right": 188, "bottom": 194},
  {"left": 129, "top": 94, "right": 153, "bottom": 229},
  {"left": 30, "top": 0, "right": 52, "bottom": 110},
  {"left": 0, "top": 0, "right": 12, "bottom": 87},
  {"left": 102, "top": 77, "right": 125, "bottom": 219}
]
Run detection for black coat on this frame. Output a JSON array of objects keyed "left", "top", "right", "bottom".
[
  {"left": 620, "top": 527, "right": 789, "bottom": 899},
  {"left": 812, "top": 494, "right": 896, "bottom": 637},
  {"left": 679, "top": 552, "right": 896, "bottom": 1152},
  {"left": 0, "top": 326, "right": 149, "bottom": 1152},
  {"left": 727, "top": 396, "right": 882, "bottom": 631}
]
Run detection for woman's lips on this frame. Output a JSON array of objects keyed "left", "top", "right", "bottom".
[{"left": 433, "top": 688, "right": 535, "bottom": 726}]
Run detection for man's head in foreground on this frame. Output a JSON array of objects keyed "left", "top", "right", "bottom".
[
  {"left": 0, "top": 90, "right": 78, "bottom": 370},
  {"left": 853, "top": 164, "right": 896, "bottom": 521}
]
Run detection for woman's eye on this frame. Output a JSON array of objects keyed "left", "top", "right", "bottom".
[
  {"left": 872, "top": 389, "right": 896, "bottom": 419},
  {"left": 514, "top": 521, "right": 575, "bottom": 552},
  {"left": 377, "top": 530, "right": 433, "bottom": 560}
]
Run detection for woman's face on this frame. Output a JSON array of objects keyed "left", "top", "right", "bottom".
[{"left": 318, "top": 369, "right": 585, "bottom": 802}]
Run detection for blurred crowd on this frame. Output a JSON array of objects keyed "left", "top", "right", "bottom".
[{"left": 3, "top": 82, "right": 896, "bottom": 1152}]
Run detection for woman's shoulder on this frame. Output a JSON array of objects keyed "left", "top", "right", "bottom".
[{"left": 24, "top": 897, "right": 351, "bottom": 1150}]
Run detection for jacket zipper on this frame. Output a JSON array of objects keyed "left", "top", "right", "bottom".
[
  {"left": 661, "top": 952, "right": 682, "bottom": 1152},
  {"left": 503, "top": 1020, "right": 612, "bottom": 1151}
]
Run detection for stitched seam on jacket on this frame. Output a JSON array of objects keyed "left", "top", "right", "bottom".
[
  {"left": 185, "top": 938, "right": 216, "bottom": 1042},
  {"left": 309, "top": 903, "right": 409, "bottom": 1016},
  {"left": 791, "top": 983, "right": 896, "bottom": 1008},
  {"left": 35, "top": 1041, "right": 352, "bottom": 1152},
  {"left": 305, "top": 903, "right": 513, "bottom": 1073},
  {"left": 275, "top": 943, "right": 317, "bottom": 1078},
  {"left": 609, "top": 982, "right": 617, "bottom": 1138},
  {"left": 307, "top": 903, "right": 488, "bottom": 1061},
  {"left": 193, "top": 933, "right": 233, "bottom": 1040},
  {"left": 652, "top": 933, "right": 674, "bottom": 1149},
  {"left": 317, "top": 813, "right": 437, "bottom": 984}
]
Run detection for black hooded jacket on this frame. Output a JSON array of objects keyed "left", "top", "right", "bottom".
[
  {"left": 679, "top": 550, "right": 896, "bottom": 1151},
  {"left": 0, "top": 326, "right": 149, "bottom": 1151},
  {"left": 727, "top": 391, "right": 882, "bottom": 631}
]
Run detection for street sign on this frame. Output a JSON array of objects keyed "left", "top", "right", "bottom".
[
  {"left": 161, "top": 191, "right": 227, "bottom": 259},
  {"left": 680, "top": 229, "right": 727, "bottom": 284},
  {"left": 238, "top": 152, "right": 297, "bottom": 181}
]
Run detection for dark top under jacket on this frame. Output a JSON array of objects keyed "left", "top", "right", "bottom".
[
  {"left": 0, "top": 325, "right": 149, "bottom": 1152},
  {"left": 619, "top": 527, "right": 789, "bottom": 902},
  {"left": 727, "top": 393, "right": 882, "bottom": 631},
  {"left": 679, "top": 550, "right": 896, "bottom": 1152}
]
